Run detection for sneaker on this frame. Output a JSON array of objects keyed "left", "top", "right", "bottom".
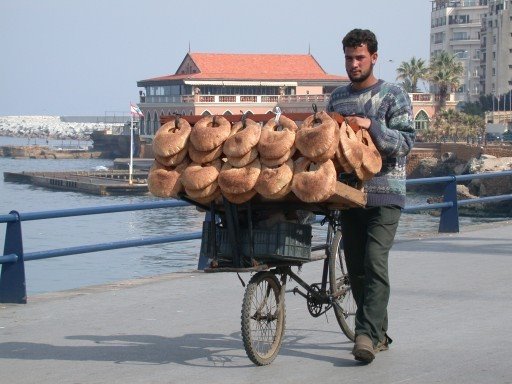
[{"left": 352, "top": 334, "right": 375, "bottom": 364}]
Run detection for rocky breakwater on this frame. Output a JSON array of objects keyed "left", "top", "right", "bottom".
[
  {"left": 409, "top": 152, "right": 512, "bottom": 217},
  {"left": 0, "top": 115, "right": 123, "bottom": 159},
  {"left": 0, "top": 115, "right": 123, "bottom": 140}
]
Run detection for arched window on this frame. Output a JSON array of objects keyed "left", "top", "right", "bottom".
[
  {"left": 223, "top": 110, "right": 233, "bottom": 116},
  {"left": 201, "top": 110, "right": 212, "bottom": 116},
  {"left": 414, "top": 110, "right": 430, "bottom": 131}
]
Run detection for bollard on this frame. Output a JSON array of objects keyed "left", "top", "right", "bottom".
[{"left": 0, "top": 211, "right": 27, "bottom": 304}]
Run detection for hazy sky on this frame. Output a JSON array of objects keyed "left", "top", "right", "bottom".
[{"left": 0, "top": 0, "right": 432, "bottom": 116}]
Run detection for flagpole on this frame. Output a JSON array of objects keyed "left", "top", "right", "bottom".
[{"left": 129, "top": 112, "right": 134, "bottom": 185}]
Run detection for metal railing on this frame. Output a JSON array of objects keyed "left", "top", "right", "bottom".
[{"left": 2, "top": 170, "right": 512, "bottom": 304}]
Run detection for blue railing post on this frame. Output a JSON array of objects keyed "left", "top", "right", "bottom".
[
  {"left": 0, "top": 211, "right": 27, "bottom": 304},
  {"left": 438, "top": 176, "right": 460, "bottom": 233},
  {"left": 196, "top": 211, "right": 210, "bottom": 270}
]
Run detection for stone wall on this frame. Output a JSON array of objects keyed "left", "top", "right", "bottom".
[
  {"left": 407, "top": 143, "right": 512, "bottom": 177},
  {"left": 407, "top": 148, "right": 439, "bottom": 176},
  {"left": 482, "top": 144, "right": 512, "bottom": 158},
  {"left": 438, "top": 143, "right": 482, "bottom": 161}
]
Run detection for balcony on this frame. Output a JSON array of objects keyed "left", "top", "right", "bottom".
[
  {"left": 142, "top": 94, "right": 327, "bottom": 105},
  {"left": 432, "top": 0, "right": 487, "bottom": 11},
  {"left": 410, "top": 93, "right": 457, "bottom": 103}
]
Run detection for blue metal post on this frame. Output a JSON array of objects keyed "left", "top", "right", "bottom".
[
  {"left": 0, "top": 211, "right": 27, "bottom": 304},
  {"left": 439, "top": 177, "right": 460, "bottom": 233},
  {"left": 196, "top": 211, "right": 211, "bottom": 270}
]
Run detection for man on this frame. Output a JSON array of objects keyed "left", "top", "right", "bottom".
[{"left": 327, "top": 29, "right": 415, "bottom": 364}]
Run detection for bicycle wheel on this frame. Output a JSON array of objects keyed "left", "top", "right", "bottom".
[
  {"left": 241, "top": 271, "right": 285, "bottom": 366},
  {"left": 329, "top": 229, "right": 356, "bottom": 341}
]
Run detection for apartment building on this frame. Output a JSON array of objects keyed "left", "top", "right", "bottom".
[
  {"left": 430, "top": 0, "right": 488, "bottom": 103},
  {"left": 480, "top": 0, "right": 512, "bottom": 97},
  {"left": 430, "top": 0, "right": 512, "bottom": 106}
]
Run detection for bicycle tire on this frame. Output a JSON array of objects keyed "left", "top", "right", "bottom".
[
  {"left": 241, "top": 271, "right": 285, "bottom": 366},
  {"left": 329, "top": 229, "right": 356, "bottom": 341}
]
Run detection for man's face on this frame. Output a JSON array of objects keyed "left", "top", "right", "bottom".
[{"left": 344, "top": 44, "right": 377, "bottom": 83}]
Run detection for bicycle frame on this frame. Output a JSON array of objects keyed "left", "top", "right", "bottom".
[{"left": 274, "top": 222, "right": 339, "bottom": 315}]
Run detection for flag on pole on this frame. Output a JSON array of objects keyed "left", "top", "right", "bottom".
[{"left": 130, "top": 103, "right": 143, "bottom": 117}]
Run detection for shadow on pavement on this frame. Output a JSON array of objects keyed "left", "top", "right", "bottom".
[{"left": 0, "top": 328, "right": 356, "bottom": 367}]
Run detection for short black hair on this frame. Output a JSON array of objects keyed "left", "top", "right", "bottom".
[{"left": 342, "top": 29, "right": 378, "bottom": 54}]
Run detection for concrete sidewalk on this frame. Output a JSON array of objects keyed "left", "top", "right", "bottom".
[{"left": 0, "top": 221, "right": 511, "bottom": 384}]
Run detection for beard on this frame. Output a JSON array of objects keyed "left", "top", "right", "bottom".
[{"left": 347, "top": 64, "right": 375, "bottom": 83}]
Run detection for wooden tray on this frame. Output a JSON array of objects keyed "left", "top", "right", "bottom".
[{"left": 182, "top": 180, "right": 366, "bottom": 213}]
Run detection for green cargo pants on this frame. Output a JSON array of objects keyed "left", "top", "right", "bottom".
[{"left": 339, "top": 205, "right": 402, "bottom": 346}]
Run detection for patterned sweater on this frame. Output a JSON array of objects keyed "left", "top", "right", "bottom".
[{"left": 327, "top": 80, "right": 415, "bottom": 208}]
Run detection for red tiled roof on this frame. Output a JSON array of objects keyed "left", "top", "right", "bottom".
[{"left": 140, "top": 53, "right": 347, "bottom": 82}]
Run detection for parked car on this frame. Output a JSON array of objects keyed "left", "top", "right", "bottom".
[
  {"left": 485, "top": 133, "right": 501, "bottom": 142},
  {"left": 502, "top": 130, "right": 512, "bottom": 141}
]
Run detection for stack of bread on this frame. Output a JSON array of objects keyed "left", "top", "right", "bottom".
[{"left": 148, "top": 112, "right": 381, "bottom": 204}]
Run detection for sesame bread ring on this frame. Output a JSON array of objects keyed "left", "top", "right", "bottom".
[
  {"left": 147, "top": 158, "right": 190, "bottom": 198},
  {"left": 190, "top": 115, "right": 231, "bottom": 151},
  {"left": 193, "top": 187, "right": 222, "bottom": 205},
  {"left": 155, "top": 145, "right": 188, "bottom": 167},
  {"left": 257, "top": 115, "right": 297, "bottom": 159},
  {"left": 227, "top": 147, "right": 258, "bottom": 168},
  {"left": 223, "top": 119, "right": 261, "bottom": 157},
  {"left": 354, "top": 163, "right": 374, "bottom": 182},
  {"left": 188, "top": 143, "right": 223, "bottom": 164},
  {"left": 218, "top": 158, "right": 261, "bottom": 194},
  {"left": 254, "top": 159, "right": 294, "bottom": 197},
  {"left": 291, "top": 157, "right": 337, "bottom": 203},
  {"left": 263, "top": 181, "right": 292, "bottom": 200},
  {"left": 153, "top": 119, "right": 191, "bottom": 157},
  {"left": 260, "top": 146, "right": 296, "bottom": 167},
  {"left": 310, "top": 123, "right": 340, "bottom": 163},
  {"left": 185, "top": 180, "right": 219, "bottom": 199},
  {"left": 181, "top": 159, "right": 222, "bottom": 191},
  {"left": 358, "top": 129, "right": 383, "bottom": 175},
  {"left": 222, "top": 189, "right": 257, "bottom": 205},
  {"left": 296, "top": 111, "right": 337, "bottom": 159},
  {"left": 335, "top": 141, "right": 354, "bottom": 173},
  {"left": 340, "top": 121, "right": 364, "bottom": 170}
]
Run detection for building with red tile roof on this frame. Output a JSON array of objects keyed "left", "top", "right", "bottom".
[{"left": 136, "top": 52, "right": 349, "bottom": 134}]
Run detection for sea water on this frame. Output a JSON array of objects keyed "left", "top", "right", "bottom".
[{"left": 0, "top": 136, "right": 504, "bottom": 294}]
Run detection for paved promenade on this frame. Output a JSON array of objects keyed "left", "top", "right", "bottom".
[{"left": 1, "top": 221, "right": 511, "bottom": 384}]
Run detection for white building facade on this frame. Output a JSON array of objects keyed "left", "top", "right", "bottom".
[
  {"left": 480, "top": 0, "right": 512, "bottom": 98},
  {"left": 430, "top": 0, "right": 488, "bottom": 103}
]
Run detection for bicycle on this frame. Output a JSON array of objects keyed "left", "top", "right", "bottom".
[{"left": 198, "top": 198, "right": 357, "bottom": 366}]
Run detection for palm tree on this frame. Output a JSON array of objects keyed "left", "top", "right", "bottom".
[
  {"left": 430, "top": 109, "right": 484, "bottom": 143},
  {"left": 396, "top": 57, "right": 429, "bottom": 93},
  {"left": 428, "top": 52, "right": 464, "bottom": 109}
]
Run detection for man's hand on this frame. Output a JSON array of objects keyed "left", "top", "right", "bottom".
[{"left": 346, "top": 116, "right": 371, "bottom": 131}]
